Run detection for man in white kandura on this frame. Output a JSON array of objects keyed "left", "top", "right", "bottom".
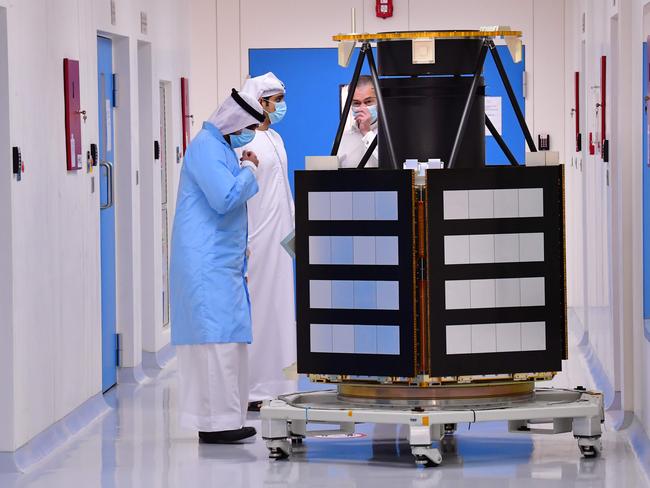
[
  {"left": 170, "top": 88, "right": 266, "bottom": 443},
  {"left": 337, "top": 75, "right": 380, "bottom": 168},
  {"left": 239, "top": 72, "right": 297, "bottom": 411}
]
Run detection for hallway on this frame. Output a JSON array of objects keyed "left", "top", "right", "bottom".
[{"left": 1, "top": 326, "right": 647, "bottom": 488}]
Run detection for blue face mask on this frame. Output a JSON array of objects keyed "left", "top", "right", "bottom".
[
  {"left": 352, "top": 104, "right": 378, "bottom": 124},
  {"left": 229, "top": 128, "right": 256, "bottom": 148},
  {"left": 367, "top": 105, "right": 378, "bottom": 124},
  {"left": 268, "top": 101, "right": 287, "bottom": 124}
]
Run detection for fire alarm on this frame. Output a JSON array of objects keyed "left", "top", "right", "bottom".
[{"left": 376, "top": 0, "right": 393, "bottom": 19}]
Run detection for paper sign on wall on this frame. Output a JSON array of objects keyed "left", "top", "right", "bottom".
[{"left": 485, "top": 96, "right": 502, "bottom": 136}]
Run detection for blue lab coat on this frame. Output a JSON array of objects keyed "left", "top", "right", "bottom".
[{"left": 170, "top": 122, "right": 259, "bottom": 345}]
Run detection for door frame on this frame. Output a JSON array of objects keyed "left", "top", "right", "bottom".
[
  {"left": 159, "top": 80, "right": 173, "bottom": 332},
  {"left": 97, "top": 30, "right": 142, "bottom": 380},
  {"left": 141, "top": 76, "right": 174, "bottom": 357},
  {"left": 139, "top": 40, "right": 162, "bottom": 355},
  {"left": 0, "top": 5, "right": 15, "bottom": 449}
]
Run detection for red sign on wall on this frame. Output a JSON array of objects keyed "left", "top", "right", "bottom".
[
  {"left": 181, "top": 77, "right": 191, "bottom": 154},
  {"left": 574, "top": 71, "right": 581, "bottom": 152},
  {"left": 600, "top": 55, "right": 606, "bottom": 159},
  {"left": 63, "top": 58, "right": 83, "bottom": 171}
]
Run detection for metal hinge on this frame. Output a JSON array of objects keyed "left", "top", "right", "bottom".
[
  {"left": 522, "top": 71, "right": 528, "bottom": 99},
  {"left": 116, "top": 333, "right": 122, "bottom": 367},
  {"left": 112, "top": 74, "right": 119, "bottom": 108}
]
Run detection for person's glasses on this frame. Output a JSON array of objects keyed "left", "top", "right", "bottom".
[
  {"left": 351, "top": 97, "right": 377, "bottom": 108},
  {"left": 263, "top": 96, "right": 285, "bottom": 104}
]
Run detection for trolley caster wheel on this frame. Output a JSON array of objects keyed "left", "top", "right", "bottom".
[
  {"left": 579, "top": 445, "right": 600, "bottom": 458},
  {"left": 412, "top": 446, "right": 442, "bottom": 467},
  {"left": 266, "top": 439, "right": 292, "bottom": 460},
  {"left": 443, "top": 423, "right": 457, "bottom": 435},
  {"left": 577, "top": 436, "right": 602, "bottom": 458},
  {"left": 269, "top": 447, "right": 290, "bottom": 460},
  {"left": 414, "top": 455, "right": 440, "bottom": 468}
]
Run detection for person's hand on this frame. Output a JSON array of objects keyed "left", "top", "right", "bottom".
[
  {"left": 240, "top": 150, "right": 259, "bottom": 167},
  {"left": 354, "top": 106, "right": 373, "bottom": 136}
]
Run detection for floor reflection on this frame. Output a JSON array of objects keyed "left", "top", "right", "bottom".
[{"left": 0, "top": 358, "right": 647, "bottom": 488}]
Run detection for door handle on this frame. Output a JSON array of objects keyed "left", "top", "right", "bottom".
[{"left": 100, "top": 160, "right": 114, "bottom": 209}]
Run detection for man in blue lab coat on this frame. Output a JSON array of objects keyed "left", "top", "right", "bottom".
[{"left": 170, "top": 88, "right": 265, "bottom": 444}]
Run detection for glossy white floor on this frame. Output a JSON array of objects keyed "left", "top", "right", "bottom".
[{"left": 1, "top": 332, "right": 648, "bottom": 487}]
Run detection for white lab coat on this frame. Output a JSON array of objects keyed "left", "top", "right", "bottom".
[
  {"left": 239, "top": 128, "right": 297, "bottom": 401},
  {"left": 176, "top": 343, "right": 249, "bottom": 431},
  {"left": 337, "top": 121, "right": 379, "bottom": 168}
]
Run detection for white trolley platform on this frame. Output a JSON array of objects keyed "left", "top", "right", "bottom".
[{"left": 261, "top": 387, "right": 604, "bottom": 467}]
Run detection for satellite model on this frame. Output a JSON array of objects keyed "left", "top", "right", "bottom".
[
  {"left": 262, "top": 28, "right": 603, "bottom": 467},
  {"left": 296, "top": 29, "right": 566, "bottom": 398}
]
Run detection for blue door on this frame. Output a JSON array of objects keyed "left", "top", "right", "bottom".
[
  {"left": 483, "top": 45, "right": 526, "bottom": 165},
  {"left": 97, "top": 36, "right": 117, "bottom": 391},
  {"left": 641, "top": 38, "right": 650, "bottom": 341}
]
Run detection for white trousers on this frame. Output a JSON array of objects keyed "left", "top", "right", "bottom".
[{"left": 176, "top": 343, "right": 249, "bottom": 432}]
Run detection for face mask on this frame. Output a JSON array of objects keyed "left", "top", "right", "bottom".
[
  {"left": 352, "top": 104, "right": 378, "bottom": 124},
  {"left": 367, "top": 104, "right": 378, "bottom": 124},
  {"left": 268, "top": 101, "right": 287, "bottom": 124},
  {"left": 229, "top": 128, "right": 255, "bottom": 148}
]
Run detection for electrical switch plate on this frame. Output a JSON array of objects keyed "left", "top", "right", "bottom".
[
  {"left": 12, "top": 146, "right": 22, "bottom": 181},
  {"left": 538, "top": 134, "right": 550, "bottom": 151},
  {"left": 140, "top": 11, "right": 148, "bottom": 35},
  {"left": 90, "top": 143, "right": 98, "bottom": 166},
  {"left": 110, "top": 0, "right": 116, "bottom": 25}
]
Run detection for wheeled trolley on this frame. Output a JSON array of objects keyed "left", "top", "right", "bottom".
[{"left": 261, "top": 387, "right": 604, "bottom": 467}]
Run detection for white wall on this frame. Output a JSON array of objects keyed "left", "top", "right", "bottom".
[
  {"left": 0, "top": 0, "right": 189, "bottom": 452},
  {"left": 0, "top": 3, "right": 15, "bottom": 453},
  {"left": 563, "top": 0, "right": 650, "bottom": 440},
  {"left": 190, "top": 0, "right": 566, "bottom": 158},
  {"left": 189, "top": 0, "right": 218, "bottom": 145}
]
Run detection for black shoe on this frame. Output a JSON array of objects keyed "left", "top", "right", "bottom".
[
  {"left": 247, "top": 401, "right": 263, "bottom": 412},
  {"left": 198, "top": 426, "right": 257, "bottom": 444}
]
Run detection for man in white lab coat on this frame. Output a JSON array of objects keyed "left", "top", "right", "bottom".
[
  {"left": 337, "top": 75, "right": 380, "bottom": 168},
  {"left": 239, "top": 72, "right": 297, "bottom": 410}
]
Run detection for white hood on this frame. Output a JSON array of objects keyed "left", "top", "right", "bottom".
[
  {"left": 207, "top": 90, "right": 264, "bottom": 136},
  {"left": 241, "top": 72, "right": 285, "bottom": 100}
]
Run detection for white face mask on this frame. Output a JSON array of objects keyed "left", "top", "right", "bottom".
[
  {"left": 352, "top": 104, "right": 378, "bottom": 124},
  {"left": 267, "top": 101, "right": 287, "bottom": 124}
]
